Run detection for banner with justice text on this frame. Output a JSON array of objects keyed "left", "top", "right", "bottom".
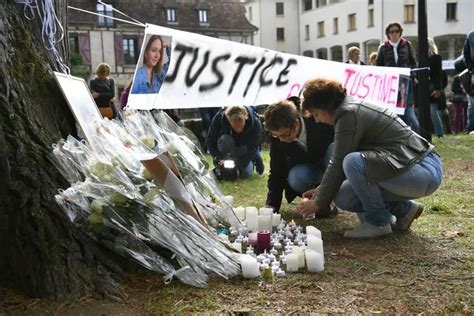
[{"left": 127, "top": 24, "right": 411, "bottom": 114}]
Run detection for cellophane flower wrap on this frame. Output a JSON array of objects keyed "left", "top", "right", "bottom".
[{"left": 51, "top": 111, "right": 242, "bottom": 287}]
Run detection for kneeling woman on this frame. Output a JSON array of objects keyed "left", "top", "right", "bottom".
[{"left": 298, "top": 78, "right": 443, "bottom": 238}]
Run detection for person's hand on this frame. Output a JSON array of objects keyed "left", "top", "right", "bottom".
[
  {"left": 91, "top": 91, "right": 100, "bottom": 99},
  {"left": 298, "top": 198, "right": 320, "bottom": 219},
  {"left": 302, "top": 186, "right": 320, "bottom": 200},
  {"left": 431, "top": 90, "right": 441, "bottom": 98}
]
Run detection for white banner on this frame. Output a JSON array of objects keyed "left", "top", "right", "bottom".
[{"left": 127, "top": 24, "right": 410, "bottom": 114}]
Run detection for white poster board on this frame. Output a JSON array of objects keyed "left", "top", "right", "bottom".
[
  {"left": 127, "top": 24, "right": 411, "bottom": 114},
  {"left": 53, "top": 72, "right": 102, "bottom": 143}
]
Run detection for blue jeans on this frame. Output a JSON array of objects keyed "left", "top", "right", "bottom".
[
  {"left": 400, "top": 80, "right": 420, "bottom": 134},
  {"left": 334, "top": 151, "right": 443, "bottom": 226},
  {"left": 402, "top": 105, "right": 420, "bottom": 134},
  {"left": 468, "top": 95, "right": 474, "bottom": 131},
  {"left": 430, "top": 103, "right": 444, "bottom": 137},
  {"left": 287, "top": 143, "right": 333, "bottom": 193}
]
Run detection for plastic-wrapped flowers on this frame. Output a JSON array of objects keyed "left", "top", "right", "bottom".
[{"left": 51, "top": 110, "right": 241, "bottom": 287}]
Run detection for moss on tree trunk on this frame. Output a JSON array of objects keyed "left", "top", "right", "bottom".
[{"left": 0, "top": 0, "right": 127, "bottom": 301}]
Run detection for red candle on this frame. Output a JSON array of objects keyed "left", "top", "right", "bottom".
[{"left": 257, "top": 230, "right": 271, "bottom": 252}]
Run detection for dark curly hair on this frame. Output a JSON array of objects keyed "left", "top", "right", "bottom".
[
  {"left": 263, "top": 100, "right": 300, "bottom": 131},
  {"left": 302, "top": 78, "right": 346, "bottom": 114}
]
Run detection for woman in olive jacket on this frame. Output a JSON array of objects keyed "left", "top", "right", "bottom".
[{"left": 298, "top": 78, "right": 443, "bottom": 239}]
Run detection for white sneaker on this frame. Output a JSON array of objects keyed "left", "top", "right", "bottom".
[{"left": 344, "top": 221, "right": 393, "bottom": 239}]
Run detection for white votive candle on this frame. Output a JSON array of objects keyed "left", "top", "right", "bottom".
[
  {"left": 234, "top": 207, "right": 246, "bottom": 221},
  {"left": 240, "top": 254, "right": 260, "bottom": 278},
  {"left": 307, "top": 235, "right": 324, "bottom": 258},
  {"left": 245, "top": 207, "right": 259, "bottom": 232},
  {"left": 272, "top": 213, "right": 281, "bottom": 227},
  {"left": 259, "top": 207, "right": 274, "bottom": 216},
  {"left": 286, "top": 253, "right": 299, "bottom": 272},
  {"left": 306, "top": 225, "right": 322, "bottom": 239},
  {"left": 305, "top": 249, "right": 324, "bottom": 272},
  {"left": 257, "top": 215, "right": 272, "bottom": 232},
  {"left": 293, "top": 246, "right": 306, "bottom": 268}
]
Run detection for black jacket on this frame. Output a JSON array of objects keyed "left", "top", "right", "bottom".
[
  {"left": 266, "top": 117, "right": 334, "bottom": 211},
  {"left": 206, "top": 106, "right": 261, "bottom": 170},
  {"left": 428, "top": 54, "right": 443, "bottom": 103},
  {"left": 90, "top": 77, "right": 115, "bottom": 108},
  {"left": 376, "top": 38, "right": 417, "bottom": 68}
]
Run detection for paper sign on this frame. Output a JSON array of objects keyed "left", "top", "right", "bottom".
[{"left": 127, "top": 24, "right": 410, "bottom": 114}]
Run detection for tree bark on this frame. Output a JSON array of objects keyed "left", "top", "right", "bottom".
[{"left": 0, "top": 0, "right": 125, "bottom": 301}]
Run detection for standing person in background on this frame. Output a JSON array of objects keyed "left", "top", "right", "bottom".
[
  {"left": 207, "top": 105, "right": 264, "bottom": 180},
  {"left": 462, "top": 31, "right": 474, "bottom": 133},
  {"left": 438, "top": 70, "right": 453, "bottom": 135},
  {"left": 376, "top": 22, "right": 419, "bottom": 133},
  {"left": 263, "top": 97, "right": 334, "bottom": 215},
  {"left": 369, "top": 52, "right": 378, "bottom": 66},
  {"left": 427, "top": 38, "right": 444, "bottom": 138},
  {"left": 90, "top": 63, "right": 116, "bottom": 119},
  {"left": 346, "top": 47, "right": 366, "bottom": 65},
  {"left": 120, "top": 81, "right": 132, "bottom": 110},
  {"left": 450, "top": 75, "right": 469, "bottom": 134}
]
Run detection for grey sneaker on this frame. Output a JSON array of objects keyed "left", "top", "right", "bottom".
[
  {"left": 344, "top": 221, "right": 393, "bottom": 239},
  {"left": 393, "top": 201, "right": 424, "bottom": 231}
]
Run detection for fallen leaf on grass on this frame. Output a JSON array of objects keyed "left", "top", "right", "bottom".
[
  {"left": 338, "top": 248, "right": 356, "bottom": 259},
  {"left": 441, "top": 231, "right": 465, "bottom": 238}
]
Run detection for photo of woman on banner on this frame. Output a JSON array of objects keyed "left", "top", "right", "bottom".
[{"left": 131, "top": 34, "right": 171, "bottom": 94}]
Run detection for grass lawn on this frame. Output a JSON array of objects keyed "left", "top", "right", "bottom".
[{"left": 1, "top": 135, "right": 473, "bottom": 314}]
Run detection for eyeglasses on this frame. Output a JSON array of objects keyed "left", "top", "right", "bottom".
[
  {"left": 389, "top": 29, "right": 401, "bottom": 34},
  {"left": 271, "top": 125, "right": 294, "bottom": 140}
]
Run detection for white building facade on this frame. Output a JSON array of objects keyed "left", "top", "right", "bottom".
[{"left": 243, "top": 0, "right": 473, "bottom": 63}]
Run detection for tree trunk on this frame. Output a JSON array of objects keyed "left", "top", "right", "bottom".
[{"left": 0, "top": 0, "right": 125, "bottom": 301}]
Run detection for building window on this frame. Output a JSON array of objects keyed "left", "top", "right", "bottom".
[
  {"left": 303, "top": 0, "right": 312, "bottom": 11},
  {"left": 69, "top": 33, "right": 79, "bottom": 54},
  {"left": 446, "top": 3, "right": 457, "bottom": 21},
  {"left": 317, "top": 48, "right": 328, "bottom": 60},
  {"left": 248, "top": 6, "right": 253, "bottom": 21},
  {"left": 198, "top": 10, "right": 208, "bottom": 23},
  {"left": 316, "top": 0, "right": 327, "bottom": 7},
  {"left": 166, "top": 8, "right": 177, "bottom": 22},
  {"left": 96, "top": 3, "right": 113, "bottom": 27},
  {"left": 276, "top": 27, "right": 285, "bottom": 41},
  {"left": 348, "top": 13, "right": 356, "bottom": 31},
  {"left": 368, "top": 8, "right": 374, "bottom": 27},
  {"left": 305, "top": 25, "right": 310, "bottom": 40},
  {"left": 276, "top": 2, "right": 284, "bottom": 15},
  {"left": 333, "top": 17, "right": 338, "bottom": 34},
  {"left": 123, "top": 37, "right": 138, "bottom": 64},
  {"left": 368, "top": 0, "right": 374, "bottom": 4},
  {"left": 404, "top": 4, "right": 415, "bottom": 23},
  {"left": 303, "top": 50, "right": 314, "bottom": 57},
  {"left": 318, "top": 21, "right": 325, "bottom": 37}
]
